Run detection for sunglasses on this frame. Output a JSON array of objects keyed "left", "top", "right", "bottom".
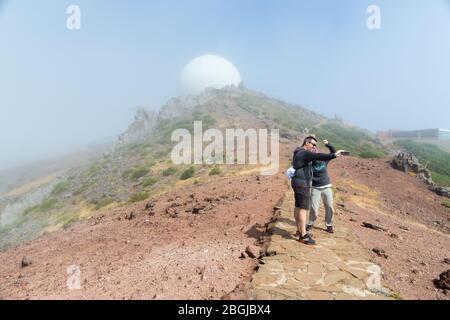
[{"left": 309, "top": 142, "right": 317, "bottom": 147}]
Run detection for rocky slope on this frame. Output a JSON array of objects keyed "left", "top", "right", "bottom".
[
  {"left": 0, "top": 173, "right": 288, "bottom": 299},
  {"left": 5, "top": 87, "right": 443, "bottom": 300},
  {"left": 330, "top": 157, "right": 450, "bottom": 299},
  {"left": 1, "top": 152, "right": 449, "bottom": 299},
  {"left": 0, "top": 87, "right": 384, "bottom": 251}
]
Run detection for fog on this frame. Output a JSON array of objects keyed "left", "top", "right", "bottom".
[{"left": 1, "top": 0, "right": 450, "bottom": 171}]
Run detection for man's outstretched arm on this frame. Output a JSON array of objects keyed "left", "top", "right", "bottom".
[{"left": 304, "top": 151, "right": 337, "bottom": 162}]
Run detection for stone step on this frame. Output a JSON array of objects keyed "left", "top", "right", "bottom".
[{"left": 250, "top": 191, "right": 393, "bottom": 300}]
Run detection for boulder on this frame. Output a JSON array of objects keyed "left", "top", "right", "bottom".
[
  {"left": 125, "top": 211, "right": 135, "bottom": 220},
  {"left": 362, "top": 222, "right": 388, "bottom": 232},
  {"left": 245, "top": 245, "right": 261, "bottom": 259},
  {"left": 192, "top": 204, "right": 206, "bottom": 214},
  {"left": 21, "top": 257, "right": 32, "bottom": 268},
  {"left": 434, "top": 270, "right": 450, "bottom": 291},
  {"left": 389, "top": 233, "right": 403, "bottom": 241},
  {"left": 145, "top": 202, "right": 155, "bottom": 210},
  {"left": 372, "top": 248, "right": 388, "bottom": 259}
]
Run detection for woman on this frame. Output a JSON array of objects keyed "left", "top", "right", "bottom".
[{"left": 290, "top": 136, "right": 343, "bottom": 245}]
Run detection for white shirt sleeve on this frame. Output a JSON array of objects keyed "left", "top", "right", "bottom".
[{"left": 286, "top": 167, "right": 296, "bottom": 179}]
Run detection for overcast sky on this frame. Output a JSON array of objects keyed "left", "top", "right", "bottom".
[{"left": 1, "top": 0, "right": 450, "bottom": 170}]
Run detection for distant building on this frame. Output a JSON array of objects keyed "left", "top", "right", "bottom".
[{"left": 377, "top": 128, "right": 450, "bottom": 141}]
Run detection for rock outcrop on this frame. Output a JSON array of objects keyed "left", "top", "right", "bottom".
[
  {"left": 434, "top": 270, "right": 450, "bottom": 291},
  {"left": 118, "top": 108, "right": 158, "bottom": 144},
  {"left": 392, "top": 151, "right": 450, "bottom": 198}
]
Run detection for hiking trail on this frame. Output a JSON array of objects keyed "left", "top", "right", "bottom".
[{"left": 250, "top": 190, "right": 393, "bottom": 300}]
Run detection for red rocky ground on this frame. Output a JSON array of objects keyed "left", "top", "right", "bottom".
[
  {"left": 1, "top": 154, "right": 449, "bottom": 300},
  {"left": 330, "top": 157, "right": 450, "bottom": 300},
  {"left": 0, "top": 173, "right": 288, "bottom": 300}
]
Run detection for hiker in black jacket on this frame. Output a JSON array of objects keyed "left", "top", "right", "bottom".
[{"left": 291, "top": 136, "right": 344, "bottom": 245}]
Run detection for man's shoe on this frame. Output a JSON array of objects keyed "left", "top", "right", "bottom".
[
  {"left": 326, "top": 226, "right": 334, "bottom": 234},
  {"left": 306, "top": 224, "right": 313, "bottom": 232},
  {"left": 299, "top": 234, "right": 316, "bottom": 245}
]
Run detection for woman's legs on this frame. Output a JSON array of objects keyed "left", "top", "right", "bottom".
[
  {"left": 309, "top": 187, "right": 322, "bottom": 227},
  {"left": 322, "top": 187, "right": 334, "bottom": 227}
]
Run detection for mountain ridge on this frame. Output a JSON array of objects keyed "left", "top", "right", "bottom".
[{"left": 0, "top": 87, "right": 385, "bottom": 251}]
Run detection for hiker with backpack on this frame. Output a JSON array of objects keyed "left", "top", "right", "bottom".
[{"left": 287, "top": 136, "right": 344, "bottom": 245}]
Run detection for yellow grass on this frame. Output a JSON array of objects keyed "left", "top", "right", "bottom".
[
  {"left": 5, "top": 172, "right": 63, "bottom": 198},
  {"left": 337, "top": 179, "right": 382, "bottom": 210}
]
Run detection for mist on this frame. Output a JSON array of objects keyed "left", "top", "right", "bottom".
[{"left": 1, "top": 0, "right": 450, "bottom": 171}]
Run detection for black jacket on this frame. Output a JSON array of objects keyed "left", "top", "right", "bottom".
[
  {"left": 312, "top": 144, "right": 336, "bottom": 187},
  {"left": 292, "top": 147, "right": 337, "bottom": 188}
]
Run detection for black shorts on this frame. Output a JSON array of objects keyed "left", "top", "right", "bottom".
[{"left": 291, "top": 183, "right": 311, "bottom": 210}]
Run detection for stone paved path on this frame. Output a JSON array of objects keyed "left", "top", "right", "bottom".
[{"left": 250, "top": 191, "right": 393, "bottom": 300}]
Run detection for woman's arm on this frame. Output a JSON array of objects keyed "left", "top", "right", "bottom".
[
  {"left": 326, "top": 144, "right": 337, "bottom": 153},
  {"left": 323, "top": 140, "right": 337, "bottom": 153}
]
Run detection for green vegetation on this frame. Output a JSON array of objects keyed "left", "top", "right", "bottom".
[
  {"left": 86, "top": 162, "right": 102, "bottom": 177},
  {"left": 130, "top": 167, "right": 150, "bottom": 180},
  {"left": 51, "top": 181, "right": 70, "bottom": 196},
  {"left": 236, "top": 95, "right": 323, "bottom": 131},
  {"left": 92, "top": 197, "right": 115, "bottom": 210},
  {"left": 58, "top": 214, "right": 79, "bottom": 230},
  {"left": 142, "top": 177, "right": 158, "bottom": 187},
  {"left": 180, "top": 166, "right": 195, "bottom": 180},
  {"left": 192, "top": 111, "right": 217, "bottom": 128},
  {"left": 358, "top": 146, "right": 386, "bottom": 159},
  {"left": 147, "top": 160, "right": 157, "bottom": 167},
  {"left": 209, "top": 166, "right": 222, "bottom": 176},
  {"left": 125, "top": 142, "right": 153, "bottom": 154},
  {"left": 128, "top": 191, "right": 150, "bottom": 203},
  {"left": 311, "top": 123, "right": 386, "bottom": 159},
  {"left": 395, "top": 140, "right": 450, "bottom": 187},
  {"left": 390, "top": 292, "right": 403, "bottom": 300},
  {"left": 162, "top": 167, "right": 178, "bottom": 176},
  {"left": 0, "top": 225, "right": 11, "bottom": 238},
  {"left": 431, "top": 173, "right": 450, "bottom": 187},
  {"left": 73, "top": 181, "right": 93, "bottom": 196},
  {"left": 442, "top": 200, "right": 450, "bottom": 209},
  {"left": 123, "top": 166, "right": 150, "bottom": 180},
  {"left": 236, "top": 94, "right": 385, "bottom": 160},
  {"left": 37, "top": 197, "right": 58, "bottom": 211},
  {"left": 154, "top": 148, "right": 172, "bottom": 159},
  {"left": 24, "top": 197, "right": 58, "bottom": 215},
  {"left": 155, "top": 112, "right": 217, "bottom": 144}
]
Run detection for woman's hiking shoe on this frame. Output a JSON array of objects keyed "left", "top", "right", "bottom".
[
  {"left": 299, "top": 234, "right": 316, "bottom": 245},
  {"left": 326, "top": 226, "right": 335, "bottom": 234}
]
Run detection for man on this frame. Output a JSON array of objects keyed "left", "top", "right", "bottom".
[
  {"left": 307, "top": 139, "right": 337, "bottom": 234},
  {"left": 291, "top": 136, "right": 343, "bottom": 245}
]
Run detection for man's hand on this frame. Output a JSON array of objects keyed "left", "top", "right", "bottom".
[{"left": 323, "top": 140, "right": 329, "bottom": 145}]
